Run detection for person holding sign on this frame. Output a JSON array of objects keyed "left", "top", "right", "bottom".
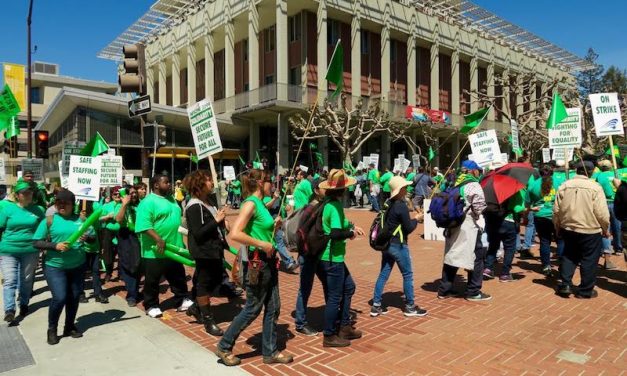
[
  {"left": 135, "top": 175, "right": 193, "bottom": 318},
  {"left": 215, "top": 169, "right": 293, "bottom": 366},
  {"left": 100, "top": 187, "right": 122, "bottom": 282},
  {"left": 32, "top": 189, "right": 97, "bottom": 345},
  {"left": 0, "top": 181, "right": 45, "bottom": 322},
  {"left": 115, "top": 186, "right": 141, "bottom": 307}
]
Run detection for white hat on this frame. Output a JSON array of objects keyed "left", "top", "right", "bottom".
[{"left": 389, "top": 176, "right": 411, "bottom": 198}]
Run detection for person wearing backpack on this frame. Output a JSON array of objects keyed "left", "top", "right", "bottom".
[
  {"left": 317, "top": 169, "right": 365, "bottom": 348},
  {"left": 370, "top": 176, "right": 426, "bottom": 317},
  {"left": 437, "top": 160, "right": 491, "bottom": 301}
]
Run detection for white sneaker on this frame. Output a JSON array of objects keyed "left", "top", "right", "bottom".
[
  {"left": 177, "top": 298, "right": 194, "bottom": 312},
  {"left": 147, "top": 307, "right": 163, "bottom": 318}
]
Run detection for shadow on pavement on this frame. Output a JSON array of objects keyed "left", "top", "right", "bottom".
[
  {"left": 75, "top": 309, "right": 140, "bottom": 333},
  {"left": 238, "top": 323, "right": 294, "bottom": 360}
]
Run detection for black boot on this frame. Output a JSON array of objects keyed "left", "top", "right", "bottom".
[
  {"left": 185, "top": 302, "right": 203, "bottom": 323},
  {"left": 47, "top": 328, "right": 60, "bottom": 345},
  {"left": 199, "top": 304, "right": 223, "bottom": 336}
]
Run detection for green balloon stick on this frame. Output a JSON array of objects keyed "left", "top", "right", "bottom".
[{"left": 66, "top": 208, "right": 103, "bottom": 246}]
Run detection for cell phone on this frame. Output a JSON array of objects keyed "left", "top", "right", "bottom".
[{"left": 119, "top": 188, "right": 127, "bottom": 197}]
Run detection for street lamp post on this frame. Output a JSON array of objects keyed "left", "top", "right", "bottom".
[{"left": 27, "top": 0, "right": 34, "bottom": 158}]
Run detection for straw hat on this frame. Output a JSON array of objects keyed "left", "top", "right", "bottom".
[
  {"left": 389, "top": 176, "right": 412, "bottom": 198},
  {"left": 598, "top": 159, "right": 612, "bottom": 169},
  {"left": 318, "top": 169, "right": 356, "bottom": 190}
]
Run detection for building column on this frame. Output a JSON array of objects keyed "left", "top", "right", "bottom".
[
  {"left": 277, "top": 113, "right": 289, "bottom": 173},
  {"left": 147, "top": 64, "right": 154, "bottom": 99},
  {"left": 380, "top": 25, "right": 390, "bottom": 102},
  {"left": 469, "top": 57, "right": 478, "bottom": 112},
  {"left": 249, "top": 120, "right": 259, "bottom": 161},
  {"left": 451, "top": 134, "right": 460, "bottom": 167},
  {"left": 407, "top": 35, "right": 417, "bottom": 106},
  {"left": 502, "top": 68, "right": 509, "bottom": 124},
  {"left": 381, "top": 133, "right": 391, "bottom": 169},
  {"left": 517, "top": 73, "right": 524, "bottom": 119},
  {"left": 430, "top": 43, "right": 439, "bottom": 110},
  {"left": 351, "top": 14, "right": 361, "bottom": 104},
  {"left": 204, "top": 34, "right": 214, "bottom": 101},
  {"left": 276, "top": 0, "right": 288, "bottom": 101},
  {"left": 529, "top": 77, "right": 537, "bottom": 128},
  {"left": 317, "top": 0, "right": 328, "bottom": 95},
  {"left": 158, "top": 60, "right": 167, "bottom": 105},
  {"left": 451, "top": 50, "right": 460, "bottom": 115},
  {"left": 248, "top": 1, "right": 260, "bottom": 104},
  {"left": 171, "top": 51, "right": 181, "bottom": 106},
  {"left": 225, "top": 20, "right": 235, "bottom": 100},
  {"left": 486, "top": 62, "right": 495, "bottom": 121},
  {"left": 187, "top": 42, "right": 197, "bottom": 106}
]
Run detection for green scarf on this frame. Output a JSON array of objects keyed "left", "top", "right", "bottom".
[{"left": 455, "top": 173, "right": 479, "bottom": 187}]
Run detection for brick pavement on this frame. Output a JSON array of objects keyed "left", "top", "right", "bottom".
[{"left": 103, "top": 209, "right": 627, "bottom": 375}]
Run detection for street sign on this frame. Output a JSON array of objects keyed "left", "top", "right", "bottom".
[{"left": 128, "top": 95, "right": 151, "bottom": 117}]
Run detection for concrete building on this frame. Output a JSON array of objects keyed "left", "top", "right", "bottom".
[{"left": 100, "top": 0, "right": 592, "bottom": 171}]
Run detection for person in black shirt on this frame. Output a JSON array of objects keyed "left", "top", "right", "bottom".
[
  {"left": 370, "top": 176, "right": 426, "bottom": 318},
  {"left": 612, "top": 178, "right": 627, "bottom": 262}
]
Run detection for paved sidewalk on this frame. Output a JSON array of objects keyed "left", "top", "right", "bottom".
[{"left": 0, "top": 270, "right": 247, "bottom": 376}]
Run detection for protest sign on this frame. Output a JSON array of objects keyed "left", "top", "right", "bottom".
[
  {"left": 124, "top": 174, "right": 134, "bottom": 185},
  {"left": 548, "top": 108, "right": 582, "bottom": 148},
  {"left": 393, "top": 158, "right": 401, "bottom": 173},
  {"left": 62, "top": 141, "right": 86, "bottom": 176},
  {"left": 187, "top": 99, "right": 223, "bottom": 159},
  {"left": 468, "top": 130, "right": 501, "bottom": 166},
  {"left": 552, "top": 148, "right": 574, "bottom": 162},
  {"left": 510, "top": 120, "right": 520, "bottom": 152},
  {"left": 589, "top": 93, "right": 624, "bottom": 137},
  {"left": 0, "top": 157, "right": 6, "bottom": 184},
  {"left": 99, "top": 156, "right": 123, "bottom": 187},
  {"left": 356, "top": 161, "right": 364, "bottom": 170},
  {"left": 223, "top": 166, "right": 236, "bottom": 181},
  {"left": 412, "top": 154, "right": 421, "bottom": 168},
  {"left": 68, "top": 155, "right": 101, "bottom": 201},
  {"left": 299, "top": 165, "right": 309, "bottom": 173},
  {"left": 21, "top": 159, "right": 44, "bottom": 182},
  {"left": 58, "top": 161, "right": 69, "bottom": 188},
  {"left": 369, "top": 154, "right": 379, "bottom": 170},
  {"left": 362, "top": 156, "right": 371, "bottom": 167},
  {"left": 542, "top": 148, "right": 551, "bottom": 163},
  {"left": 401, "top": 158, "right": 411, "bottom": 173}
]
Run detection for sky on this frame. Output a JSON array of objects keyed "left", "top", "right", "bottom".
[{"left": 1, "top": 0, "right": 625, "bottom": 85}]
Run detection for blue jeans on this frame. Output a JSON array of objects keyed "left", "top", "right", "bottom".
[
  {"left": 295, "top": 255, "right": 326, "bottom": 329},
  {"left": 602, "top": 202, "right": 622, "bottom": 253},
  {"left": 44, "top": 265, "right": 84, "bottom": 329},
  {"left": 0, "top": 252, "right": 39, "bottom": 313},
  {"left": 372, "top": 242, "right": 415, "bottom": 308},
  {"left": 369, "top": 192, "right": 380, "bottom": 212},
  {"left": 85, "top": 253, "right": 102, "bottom": 297},
  {"left": 535, "top": 217, "right": 556, "bottom": 268},
  {"left": 318, "top": 261, "right": 355, "bottom": 336},
  {"left": 485, "top": 215, "right": 518, "bottom": 276},
  {"left": 274, "top": 229, "right": 296, "bottom": 268},
  {"left": 522, "top": 212, "right": 535, "bottom": 250},
  {"left": 218, "top": 258, "right": 280, "bottom": 357}
]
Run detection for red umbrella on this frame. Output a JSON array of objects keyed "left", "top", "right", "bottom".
[{"left": 481, "top": 163, "right": 534, "bottom": 204}]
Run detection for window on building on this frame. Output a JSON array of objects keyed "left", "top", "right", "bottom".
[
  {"left": 289, "top": 67, "right": 300, "bottom": 85},
  {"left": 243, "top": 39, "right": 249, "bottom": 62},
  {"left": 390, "top": 40, "right": 397, "bottom": 62},
  {"left": 288, "top": 13, "right": 302, "bottom": 43},
  {"left": 264, "top": 27, "right": 275, "bottom": 53},
  {"left": 361, "top": 31, "right": 369, "bottom": 54},
  {"left": 30, "top": 87, "right": 42, "bottom": 104},
  {"left": 265, "top": 75, "right": 274, "bottom": 85},
  {"left": 327, "top": 20, "right": 340, "bottom": 46}
]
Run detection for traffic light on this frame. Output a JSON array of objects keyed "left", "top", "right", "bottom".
[
  {"left": 119, "top": 44, "right": 146, "bottom": 95},
  {"left": 35, "top": 130, "right": 49, "bottom": 159}
]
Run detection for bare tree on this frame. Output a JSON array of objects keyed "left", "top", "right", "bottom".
[
  {"left": 387, "top": 118, "right": 442, "bottom": 166},
  {"left": 288, "top": 95, "right": 393, "bottom": 165}
]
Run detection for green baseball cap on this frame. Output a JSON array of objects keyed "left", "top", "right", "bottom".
[{"left": 14, "top": 181, "right": 33, "bottom": 193}]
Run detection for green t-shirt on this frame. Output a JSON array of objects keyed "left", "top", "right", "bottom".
[
  {"left": 33, "top": 214, "right": 93, "bottom": 269},
  {"left": 0, "top": 203, "right": 45, "bottom": 254},
  {"left": 528, "top": 178, "right": 557, "bottom": 219},
  {"left": 367, "top": 169, "right": 380, "bottom": 184},
  {"left": 617, "top": 168, "right": 627, "bottom": 182},
  {"left": 406, "top": 172, "right": 416, "bottom": 193},
  {"left": 117, "top": 203, "right": 137, "bottom": 232},
  {"left": 319, "top": 200, "right": 351, "bottom": 263},
  {"left": 135, "top": 193, "right": 183, "bottom": 259},
  {"left": 230, "top": 180, "right": 242, "bottom": 195},
  {"left": 595, "top": 170, "right": 617, "bottom": 201},
  {"left": 243, "top": 196, "right": 274, "bottom": 244},
  {"left": 101, "top": 201, "right": 122, "bottom": 232},
  {"left": 293, "top": 179, "right": 313, "bottom": 211},
  {"left": 380, "top": 172, "right": 393, "bottom": 193}
]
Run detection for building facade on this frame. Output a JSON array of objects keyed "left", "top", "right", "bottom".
[{"left": 100, "top": 0, "right": 590, "bottom": 171}]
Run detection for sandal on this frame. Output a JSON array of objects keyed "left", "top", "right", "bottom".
[
  {"left": 263, "top": 351, "right": 294, "bottom": 364},
  {"left": 215, "top": 348, "right": 241, "bottom": 366}
]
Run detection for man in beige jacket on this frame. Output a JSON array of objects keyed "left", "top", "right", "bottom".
[{"left": 553, "top": 161, "right": 610, "bottom": 299}]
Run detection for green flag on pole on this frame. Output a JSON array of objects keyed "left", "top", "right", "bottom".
[
  {"left": 4, "top": 116, "right": 20, "bottom": 138},
  {"left": 546, "top": 92, "right": 568, "bottom": 129},
  {"left": 80, "top": 132, "right": 109, "bottom": 157},
  {"left": 606, "top": 145, "right": 620, "bottom": 157},
  {"left": 238, "top": 155, "right": 246, "bottom": 166},
  {"left": 315, "top": 152, "right": 324, "bottom": 166},
  {"left": 325, "top": 40, "right": 344, "bottom": 99},
  {"left": 252, "top": 161, "right": 263, "bottom": 170},
  {"left": 255, "top": 151, "right": 261, "bottom": 163},
  {"left": 0, "top": 84, "right": 21, "bottom": 122},
  {"left": 461, "top": 107, "right": 490, "bottom": 134},
  {"left": 428, "top": 146, "right": 436, "bottom": 161},
  {"left": 190, "top": 155, "right": 199, "bottom": 164}
]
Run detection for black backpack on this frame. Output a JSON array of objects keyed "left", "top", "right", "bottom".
[
  {"left": 296, "top": 199, "right": 330, "bottom": 258},
  {"left": 369, "top": 200, "right": 400, "bottom": 251}
]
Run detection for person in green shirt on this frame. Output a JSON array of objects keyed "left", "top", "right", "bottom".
[
  {"left": 367, "top": 163, "right": 381, "bottom": 212},
  {"left": 0, "top": 181, "right": 45, "bottom": 322},
  {"left": 317, "top": 169, "right": 365, "bottom": 348},
  {"left": 33, "top": 189, "right": 97, "bottom": 345},
  {"left": 80, "top": 199, "right": 108, "bottom": 304},
  {"left": 216, "top": 169, "right": 293, "bottom": 367},
  {"left": 293, "top": 170, "right": 313, "bottom": 211},
  {"left": 406, "top": 167, "right": 416, "bottom": 196},
  {"left": 100, "top": 187, "right": 122, "bottom": 282},
  {"left": 135, "top": 175, "right": 193, "bottom": 319},
  {"left": 230, "top": 179, "right": 242, "bottom": 208},
  {"left": 115, "top": 186, "right": 142, "bottom": 306},
  {"left": 379, "top": 167, "right": 394, "bottom": 207},
  {"left": 262, "top": 179, "right": 297, "bottom": 271},
  {"left": 595, "top": 159, "right": 621, "bottom": 269}
]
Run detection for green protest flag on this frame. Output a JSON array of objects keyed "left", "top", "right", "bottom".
[
  {"left": 428, "top": 146, "right": 436, "bottom": 161},
  {"left": 255, "top": 151, "right": 261, "bottom": 163},
  {"left": 0, "top": 114, "right": 10, "bottom": 132},
  {"left": 461, "top": 107, "right": 490, "bottom": 134},
  {"left": 80, "top": 132, "right": 109, "bottom": 156},
  {"left": 252, "top": 161, "right": 263, "bottom": 169},
  {"left": 0, "top": 84, "right": 21, "bottom": 119},
  {"left": 5, "top": 116, "right": 20, "bottom": 138},
  {"left": 325, "top": 40, "right": 344, "bottom": 99},
  {"left": 606, "top": 145, "right": 620, "bottom": 157},
  {"left": 546, "top": 92, "right": 568, "bottom": 130},
  {"left": 309, "top": 142, "right": 317, "bottom": 151},
  {"left": 343, "top": 160, "right": 355, "bottom": 173},
  {"left": 190, "top": 155, "right": 199, "bottom": 164},
  {"left": 238, "top": 155, "right": 246, "bottom": 166},
  {"left": 315, "top": 152, "right": 324, "bottom": 166}
]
